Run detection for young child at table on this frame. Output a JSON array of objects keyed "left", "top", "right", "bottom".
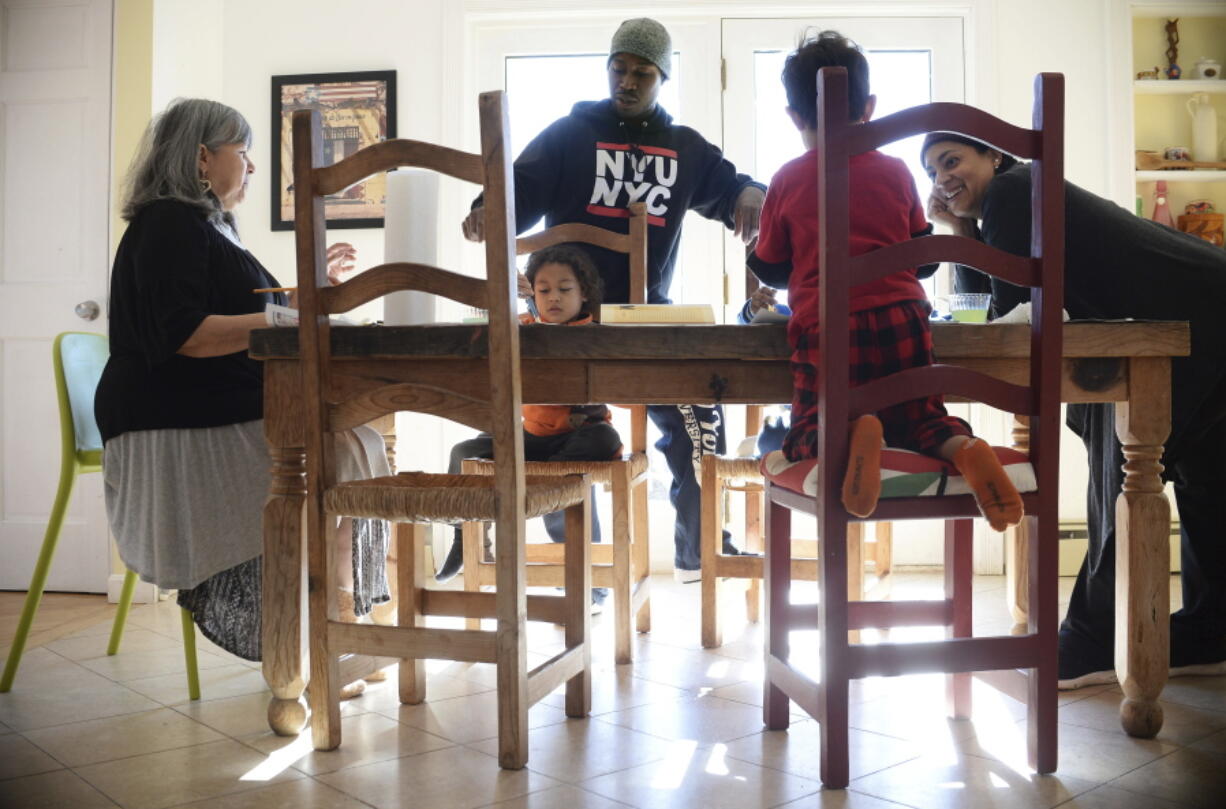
[
  {"left": 746, "top": 30, "right": 1023, "bottom": 529},
  {"left": 436, "top": 245, "right": 622, "bottom": 586}
]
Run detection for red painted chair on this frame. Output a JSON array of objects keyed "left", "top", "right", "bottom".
[{"left": 761, "top": 68, "right": 1064, "bottom": 788}]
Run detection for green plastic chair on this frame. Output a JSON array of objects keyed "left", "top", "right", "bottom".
[{"left": 0, "top": 332, "right": 200, "bottom": 699}]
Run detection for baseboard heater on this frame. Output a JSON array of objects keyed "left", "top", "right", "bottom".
[{"left": 1057, "top": 520, "right": 1181, "bottom": 575}]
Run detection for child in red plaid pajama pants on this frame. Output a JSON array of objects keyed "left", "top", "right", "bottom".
[
  {"left": 783, "top": 300, "right": 969, "bottom": 460},
  {"left": 747, "top": 31, "right": 1023, "bottom": 530}
]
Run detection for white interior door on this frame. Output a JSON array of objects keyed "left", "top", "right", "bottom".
[
  {"left": 0, "top": 0, "right": 113, "bottom": 592},
  {"left": 721, "top": 16, "right": 965, "bottom": 301},
  {"left": 722, "top": 16, "right": 989, "bottom": 569}
]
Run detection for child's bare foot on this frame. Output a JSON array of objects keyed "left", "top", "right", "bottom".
[
  {"left": 842, "top": 415, "right": 883, "bottom": 517},
  {"left": 951, "top": 438, "right": 1024, "bottom": 531}
]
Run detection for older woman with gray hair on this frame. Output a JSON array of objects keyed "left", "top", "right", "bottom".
[{"left": 95, "top": 99, "right": 388, "bottom": 687}]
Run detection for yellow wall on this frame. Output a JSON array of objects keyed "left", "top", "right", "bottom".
[
  {"left": 111, "top": 0, "right": 153, "bottom": 256},
  {"left": 108, "top": 0, "right": 153, "bottom": 583}
]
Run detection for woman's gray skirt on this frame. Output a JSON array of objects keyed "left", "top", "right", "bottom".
[{"left": 103, "top": 420, "right": 390, "bottom": 661}]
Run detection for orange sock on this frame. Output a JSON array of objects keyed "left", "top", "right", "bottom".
[
  {"left": 951, "top": 438, "right": 1024, "bottom": 531},
  {"left": 842, "top": 415, "right": 883, "bottom": 518}
]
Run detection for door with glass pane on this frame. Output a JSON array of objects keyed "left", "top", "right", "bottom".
[
  {"left": 721, "top": 17, "right": 974, "bottom": 567},
  {"left": 721, "top": 17, "right": 965, "bottom": 302},
  {"left": 466, "top": 20, "right": 727, "bottom": 570}
]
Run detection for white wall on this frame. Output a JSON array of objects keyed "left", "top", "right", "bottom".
[
  {"left": 153, "top": 0, "right": 455, "bottom": 282},
  {"left": 151, "top": 0, "right": 223, "bottom": 110},
  {"left": 148, "top": 0, "right": 1134, "bottom": 564}
]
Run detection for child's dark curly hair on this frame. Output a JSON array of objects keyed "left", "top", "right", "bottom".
[
  {"left": 782, "top": 29, "right": 870, "bottom": 127},
  {"left": 524, "top": 244, "right": 604, "bottom": 319}
]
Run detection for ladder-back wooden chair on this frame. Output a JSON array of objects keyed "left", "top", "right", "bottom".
[
  {"left": 761, "top": 68, "right": 1064, "bottom": 788},
  {"left": 700, "top": 270, "right": 894, "bottom": 649},
  {"left": 462, "top": 202, "right": 651, "bottom": 664},
  {"left": 294, "top": 92, "right": 592, "bottom": 769}
]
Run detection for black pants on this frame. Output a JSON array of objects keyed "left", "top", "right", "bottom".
[
  {"left": 448, "top": 423, "right": 622, "bottom": 542},
  {"left": 646, "top": 404, "right": 729, "bottom": 570},
  {"left": 1063, "top": 389, "right": 1226, "bottom": 665}
]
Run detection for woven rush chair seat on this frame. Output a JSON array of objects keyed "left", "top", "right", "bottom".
[
  {"left": 465, "top": 453, "right": 648, "bottom": 487},
  {"left": 713, "top": 456, "right": 761, "bottom": 481},
  {"left": 327, "top": 472, "right": 588, "bottom": 523}
]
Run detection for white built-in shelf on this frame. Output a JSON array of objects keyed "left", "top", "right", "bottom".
[
  {"left": 1136, "top": 170, "right": 1226, "bottom": 182},
  {"left": 1134, "top": 79, "right": 1226, "bottom": 94}
]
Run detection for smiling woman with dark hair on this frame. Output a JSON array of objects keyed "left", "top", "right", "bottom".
[{"left": 921, "top": 132, "right": 1226, "bottom": 689}]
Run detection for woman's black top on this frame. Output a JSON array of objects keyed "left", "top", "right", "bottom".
[
  {"left": 955, "top": 163, "right": 1226, "bottom": 454},
  {"left": 95, "top": 200, "right": 286, "bottom": 443}
]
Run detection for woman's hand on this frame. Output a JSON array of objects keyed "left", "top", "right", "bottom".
[
  {"left": 748, "top": 285, "right": 778, "bottom": 315},
  {"left": 326, "top": 242, "right": 357, "bottom": 285},
  {"left": 517, "top": 272, "right": 533, "bottom": 299},
  {"left": 286, "top": 242, "right": 357, "bottom": 306},
  {"left": 926, "top": 188, "right": 976, "bottom": 237}
]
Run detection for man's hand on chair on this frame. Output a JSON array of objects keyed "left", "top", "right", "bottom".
[{"left": 461, "top": 207, "right": 485, "bottom": 242}]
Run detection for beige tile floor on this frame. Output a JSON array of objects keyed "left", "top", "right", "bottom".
[{"left": 1, "top": 572, "right": 1223, "bottom": 809}]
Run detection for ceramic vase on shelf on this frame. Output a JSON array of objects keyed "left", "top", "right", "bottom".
[
  {"left": 1151, "top": 181, "right": 1175, "bottom": 228},
  {"left": 1187, "top": 93, "right": 1218, "bottom": 162}
]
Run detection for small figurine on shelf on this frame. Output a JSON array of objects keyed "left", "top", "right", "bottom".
[
  {"left": 1151, "top": 181, "right": 1175, "bottom": 228},
  {"left": 1165, "top": 18, "right": 1181, "bottom": 79},
  {"left": 1137, "top": 66, "right": 1161, "bottom": 80}
]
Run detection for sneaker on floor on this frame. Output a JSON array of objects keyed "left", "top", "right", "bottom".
[
  {"left": 674, "top": 567, "right": 701, "bottom": 584},
  {"left": 1170, "top": 643, "right": 1226, "bottom": 678},
  {"left": 721, "top": 538, "right": 760, "bottom": 557},
  {"left": 1058, "top": 627, "right": 1117, "bottom": 691},
  {"left": 1169, "top": 622, "right": 1226, "bottom": 677},
  {"left": 1170, "top": 659, "right": 1226, "bottom": 678},
  {"left": 1058, "top": 667, "right": 1117, "bottom": 691}
]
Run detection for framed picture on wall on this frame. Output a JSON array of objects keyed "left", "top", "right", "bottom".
[{"left": 270, "top": 70, "right": 396, "bottom": 230}]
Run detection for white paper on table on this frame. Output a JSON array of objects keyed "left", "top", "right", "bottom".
[
  {"left": 383, "top": 168, "right": 439, "bottom": 325},
  {"left": 264, "top": 303, "right": 359, "bottom": 327},
  {"left": 750, "top": 307, "right": 790, "bottom": 325}
]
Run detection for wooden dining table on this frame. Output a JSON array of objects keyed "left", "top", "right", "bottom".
[{"left": 249, "top": 319, "right": 1189, "bottom": 741}]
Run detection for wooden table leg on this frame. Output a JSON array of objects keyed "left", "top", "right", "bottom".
[
  {"left": 263, "top": 361, "right": 310, "bottom": 736},
  {"left": 263, "top": 443, "right": 309, "bottom": 735},
  {"left": 1114, "top": 358, "right": 1171, "bottom": 739},
  {"left": 1005, "top": 415, "right": 1031, "bottom": 635}
]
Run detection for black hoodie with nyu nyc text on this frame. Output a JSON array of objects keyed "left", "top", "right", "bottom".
[{"left": 476, "top": 99, "right": 762, "bottom": 304}]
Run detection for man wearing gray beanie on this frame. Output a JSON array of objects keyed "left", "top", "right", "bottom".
[
  {"left": 608, "top": 17, "right": 672, "bottom": 80},
  {"left": 451, "top": 17, "right": 765, "bottom": 585}
]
